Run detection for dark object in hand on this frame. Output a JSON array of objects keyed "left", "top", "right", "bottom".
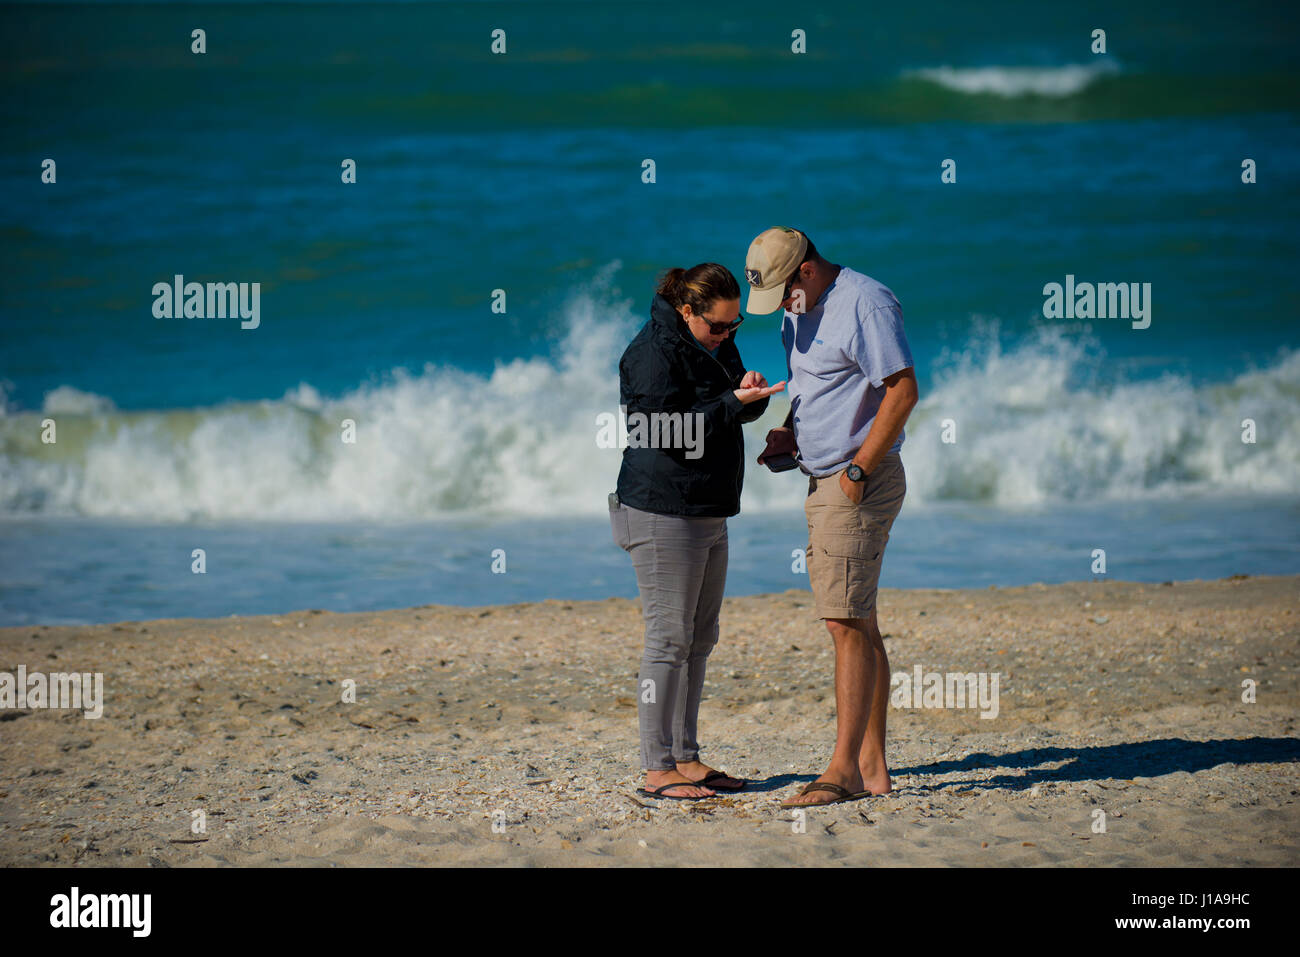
[{"left": 762, "top": 453, "right": 799, "bottom": 473}]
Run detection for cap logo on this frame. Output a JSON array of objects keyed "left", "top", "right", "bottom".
[{"left": 745, "top": 267, "right": 763, "bottom": 287}]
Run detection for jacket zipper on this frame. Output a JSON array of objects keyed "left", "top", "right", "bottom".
[{"left": 677, "top": 329, "right": 740, "bottom": 387}]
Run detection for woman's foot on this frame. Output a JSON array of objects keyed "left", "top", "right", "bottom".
[
  {"left": 643, "top": 769, "right": 715, "bottom": 799},
  {"left": 676, "top": 759, "right": 744, "bottom": 790}
]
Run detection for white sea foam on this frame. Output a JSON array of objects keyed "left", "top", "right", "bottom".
[
  {"left": 892, "top": 323, "right": 1300, "bottom": 507},
  {"left": 907, "top": 61, "right": 1121, "bottom": 97},
  {"left": 1, "top": 281, "right": 1296, "bottom": 521}
]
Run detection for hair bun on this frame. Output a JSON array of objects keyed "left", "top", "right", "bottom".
[{"left": 656, "top": 263, "right": 740, "bottom": 313}]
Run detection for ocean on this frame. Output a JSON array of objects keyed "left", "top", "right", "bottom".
[{"left": 1, "top": 1, "right": 1298, "bottom": 625}]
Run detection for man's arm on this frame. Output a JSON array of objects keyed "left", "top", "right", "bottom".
[{"left": 844, "top": 367, "right": 918, "bottom": 486}]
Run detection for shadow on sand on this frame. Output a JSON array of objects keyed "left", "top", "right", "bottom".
[{"left": 739, "top": 736, "right": 1300, "bottom": 796}]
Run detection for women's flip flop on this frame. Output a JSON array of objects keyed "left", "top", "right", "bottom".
[
  {"left": 779, "top": 781, "right": 861, "bottom": 808},
  {"left": 691, "top": 770, "right": 746, "bottom": 791}
]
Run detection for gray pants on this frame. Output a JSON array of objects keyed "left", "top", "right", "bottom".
[{"left": 610, "top": 499, "right": 728, "bottom": 771}]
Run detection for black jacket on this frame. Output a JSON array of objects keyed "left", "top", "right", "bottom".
[{"left": 615, "top": 293, "right": 769, "bottom": 517}]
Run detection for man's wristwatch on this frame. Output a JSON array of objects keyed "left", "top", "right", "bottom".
[{"left": 845, "top": 464, "right": 867, "bottom": 482}]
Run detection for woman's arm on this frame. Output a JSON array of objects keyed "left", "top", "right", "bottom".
[{"left": 624, "top": 340, "right": 779, "bottom": 422}]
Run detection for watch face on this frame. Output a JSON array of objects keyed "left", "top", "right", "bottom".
[{"left": 847, "top": 465, "right": 863, "bottom": 481}]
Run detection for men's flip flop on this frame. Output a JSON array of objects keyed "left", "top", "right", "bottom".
[
  {"left": 636, "top": 782, "right": 713, "bottom": 801},
  {"left": 779, "top": 781, "right": 861, "bottom": 808},
  {"left": 690, "top": 770, "right": 746, "bottom": 791}
]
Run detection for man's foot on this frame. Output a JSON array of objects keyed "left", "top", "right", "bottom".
[
  {"left": 858, "top": 757, "right": 892, "bottom": 796},
  {"left": 643, "top": 769, "right": 715, "bottom": 799},
  {"left": 780, "top": 767, "right": 864, "bottom": 806},
  {"left": 676, "top": 759, "right": 744, "bottom": 790}
]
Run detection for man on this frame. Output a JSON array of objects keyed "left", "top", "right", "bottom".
[{"left": 747, "top": 226, "right": 919, "bottom": 806}]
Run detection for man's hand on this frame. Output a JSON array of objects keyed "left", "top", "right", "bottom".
[
  {"left": 839, "top": 468, "right": 865, "bottom": 504},
  {"left": 758, "top": 425, "right": 796, "bottom": 464}
]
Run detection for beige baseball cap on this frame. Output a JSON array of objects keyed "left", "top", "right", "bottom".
[{"left": 744, "top": 226, "right": 809, "bottom": 314}]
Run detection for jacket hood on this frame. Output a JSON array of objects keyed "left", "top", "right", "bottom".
[{"left": 650, "top": 292, "right": 687, "bottom": 337}]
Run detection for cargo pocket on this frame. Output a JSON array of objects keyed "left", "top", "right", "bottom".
[
  {"left": 817, "top": 524, "right": 886, "bottom": 611},
  {"left": 820, "top": 528, "right": 883, "bottom": 563},
  {"left": 609, "top": 494, "right": 632, "bottom": 551}
]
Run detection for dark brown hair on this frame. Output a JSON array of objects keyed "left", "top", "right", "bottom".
[{"left": 656, "top": 262, "right": 740, "bottom": 316}]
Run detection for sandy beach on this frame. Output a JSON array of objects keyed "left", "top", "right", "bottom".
[{"left": 1, "top": 575, "right": 1296, "bottom": 867}]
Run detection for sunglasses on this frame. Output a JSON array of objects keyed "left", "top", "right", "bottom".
[
  {"left": 782, "top": 264, "right": 804, "bottom": 301},
  {"left": 704, "top": 315, "right": 745, "bottom": 336}
]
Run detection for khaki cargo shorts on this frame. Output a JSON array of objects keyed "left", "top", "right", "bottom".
[{"left": 804, "top": 452, "right": 906, "bottom": 621}]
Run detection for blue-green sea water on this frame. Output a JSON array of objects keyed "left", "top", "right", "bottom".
[{"left": 1, "top": 1, "right": 1298, "bottom": 624}]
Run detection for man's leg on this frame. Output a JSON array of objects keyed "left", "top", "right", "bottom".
[
  {"left": 856, "top": 607, "right": 893, "bottom": 795},
  {"left": 784, "top": 615, "right": 872, "bottom": 804},
  {"left": 787, "top": 456, "right": 905, "bottom": 804},
  {"left": 853, "top": 455, "right": 904, "bottom": 795}
]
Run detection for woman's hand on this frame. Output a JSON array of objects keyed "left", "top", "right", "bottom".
[{"left": 734, "top": 371, "right": 785, "bottom": 405}]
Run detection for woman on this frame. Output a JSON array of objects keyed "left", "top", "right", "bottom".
[{"left": 609, "top": 263, "right": 784, "bottom": 799}]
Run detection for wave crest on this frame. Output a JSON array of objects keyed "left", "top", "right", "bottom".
[
  {"left": 906, "top": 61, "right": 1121, "bottom": 97},
  {"left": 2, "top": 284, "right": 1297, "bottom": 520},
  {"left": 895, "top": 323, "right": 1300, "bottom": 506}
]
